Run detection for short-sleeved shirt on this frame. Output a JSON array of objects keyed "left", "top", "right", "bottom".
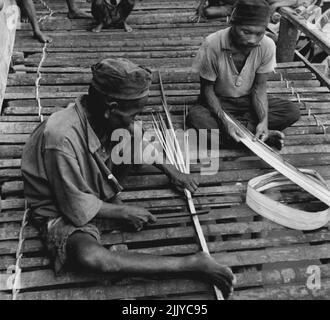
[
  {"left": 21, "top": 96, "right": 122, "bottom": 227},
  {"left": 193, "top": 27, "right": 277, "bottom": 98}
]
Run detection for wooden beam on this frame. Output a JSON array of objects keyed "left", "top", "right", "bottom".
[
  {"left": 0, "top": 0, "right": 19, "bottom": 114},
  {"left": 277, "top": 15, "right": 299, "bottom": 62},
  {"left": 278, "top": 7, "right": 330, "bottom": 62},
  {"left": 295, "top": 50, "right": 330, "bottom": 90}
]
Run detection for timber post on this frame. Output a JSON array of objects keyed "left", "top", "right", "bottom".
[
  {"left": 277, "top": 16, "right": 299, "bottom": 63},
  {"left": 0, "top": 0, "right": 19, "bottom": 114}
]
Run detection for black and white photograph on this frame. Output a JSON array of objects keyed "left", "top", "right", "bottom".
[{"left": 0, "top": 0, "right": 330, "bottom": 304}]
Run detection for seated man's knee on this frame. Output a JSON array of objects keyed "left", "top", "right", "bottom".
[
  {"left": 186, "top": 105, "right": 220, "bottom": 131},
  {"left": 67, "top": 233, "right": 103, "bottom": 270},
  {"left": 75, "top": 243, "right": 103, "bottom": 270},
  {"left": 289, "top": 102, "right": 301, "bottom": 124}
]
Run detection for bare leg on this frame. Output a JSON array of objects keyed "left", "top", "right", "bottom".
[
  {"left": 66, "top": 0, "right": 91, "bottom": 18},
  {"left": 67, "top": 232, "right": 236, "bottom": 299},
  {"left": 19, "top": 0, "right": 52, "bottom": 43},
  {"left": 92, "top": 21, "right": 104, "bottom": 32}
]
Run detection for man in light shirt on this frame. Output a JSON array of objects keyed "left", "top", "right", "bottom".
[{"left": 187, "top": 0, "right": 301, "bottom": 150}]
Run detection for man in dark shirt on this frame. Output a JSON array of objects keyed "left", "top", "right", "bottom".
[{"left": 21, "top": 58, "right": 235, "bottom": 299}]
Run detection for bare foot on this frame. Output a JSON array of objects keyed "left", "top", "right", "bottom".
[
  {"left": 33, "top": 31, "right": 52, "bottom": 43},
  {"left": 92, "top": 23, "right": 104, "bottom": 32},
  {"left": 123, "top": 22, "right": 133, "bottom": 32},
  {"left": 68, "top": 9, "right": 91, "bottom": 19},
  {"left": 265, "top": 130, "right": 285, "bottom": 151},
  {"left": 191, "top": 252, "right": 236, "bottom": 299}
]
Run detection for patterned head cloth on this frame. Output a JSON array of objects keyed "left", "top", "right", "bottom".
[
  {"left": 231, "top": 0, "right": 271, "bottom": 27},
  {"left": 91, "top": 58, "right": 152, "bottom": 100}
]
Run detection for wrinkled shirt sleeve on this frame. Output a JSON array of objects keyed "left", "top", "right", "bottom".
[
  {"left": 256, "top": 37, "right": 277, "bottom": 74},
  {"left": 43, "top": 148, "right": 103, "bottom": 227},
  {"left": 193, "top": 40, "right": 218, "bottom": 82}
]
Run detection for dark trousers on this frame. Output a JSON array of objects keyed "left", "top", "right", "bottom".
[{"left": 186, "top": 95, "right": 301, "bottom": 147}]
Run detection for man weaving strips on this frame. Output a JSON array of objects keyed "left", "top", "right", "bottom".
[{"left": 187, "top": 0, "right": 301, "bottom": 150}]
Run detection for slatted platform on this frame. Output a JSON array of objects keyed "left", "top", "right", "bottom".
[{"left": 1, "top": 0, "right": 330, "bottom": 300}]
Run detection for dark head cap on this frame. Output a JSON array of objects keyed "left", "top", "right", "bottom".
[
  {"left": 231, "top": 0, "right": 271, "bottom": 27},
  {"left": 91, "top": 58, "right": 152, "bottom": 100}
]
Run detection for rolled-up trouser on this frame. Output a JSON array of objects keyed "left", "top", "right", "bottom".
[{"left": 186, "top": 95, "right": 301, "bottom": 147}]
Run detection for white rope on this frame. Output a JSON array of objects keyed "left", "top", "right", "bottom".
[
  {"left": 11, "top": 202, "right": 29, "bottom": 300},
  {"left": 313, "top": 114, "right": 327, "bottom": 133},
  {"left": 10, "top": 0, "right": 55, "bottom": 301},
  {"left": 35, "top": 0, "right": 55, "bottom": 122},
  {"left": 308, "top": 104, "right": 312, "bottom": 117},
  {"left": 275, "top": 68, "right": 326, "bottom": 134}
]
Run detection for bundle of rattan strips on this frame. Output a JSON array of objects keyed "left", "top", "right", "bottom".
[
  {"left": 246, "top": 169, "right": 330, "bottom": 230},
  {"left": 223, "top": 112, "right": 330, "bottom": 230}
]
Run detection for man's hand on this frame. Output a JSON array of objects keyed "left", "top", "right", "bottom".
[
  {"left": 253, "top": 121, "right": 269, "bottom": 142},
  {"left": 154, "top": 164, "right": 199, "bottom": 194},
  {"left": 33, "top": 30, "right": 52, "bottom": 43},
  {"left": 170, "top": 172, "right": 199, "bottom": 194},
  {"left": 122, "top": 206, "right": 157, "bottom": 231},
  {"left": 226, "top": 121, "right": 243, "bottom": 142}
]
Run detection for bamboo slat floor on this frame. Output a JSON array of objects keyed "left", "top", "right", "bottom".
[{"left": 0, "top": 0, "right": 330, "bottom": 300}]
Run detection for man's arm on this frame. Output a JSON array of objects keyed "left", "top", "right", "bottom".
[
  {"left": 154, "top": 163, "right": 199, "bottom": 194},
  {"left": 44, "top": 148, "right": 156, "bottom": 230},
  {"left": 201, "top": 77, "right": 242, "bottom": 142},
  {"left": 132, "top": 123, "right": 199, "bottom": 193},
  {"left": 251, "top": 72, "right": 269, "bottom": 141}
]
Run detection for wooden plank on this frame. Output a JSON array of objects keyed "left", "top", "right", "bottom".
[
  {"left": 1, "top": 247, "right": 330, "bottom": 299},
  {"left": 3, "top": 154, "right": 330, "bottom": 195},
  {"left": 1, "top": 221, "right": 329, "bottom": 257},
  {"left": 11, "top": 278, "right": 330, "bottom": 300},
  {"left": 0, "top": 205, "right": 329, "bottom": 242},
  {"left": 233, "top": 279, "right": 330, "bottom": 300},
  {"left": 2, "top": 262, "right": 330, "bottom": 298},
  {"left": 0, "top": 0, "right": 18, "bottom": 113},
  {"left": 2, "top": 229, "right": 330, "bottom": 271},
  {"left": 5, "top": 100, "right": 329, "bottom": 117},
  {"left": 5, "top": 70, "right": 319, "bottom": 86}
]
